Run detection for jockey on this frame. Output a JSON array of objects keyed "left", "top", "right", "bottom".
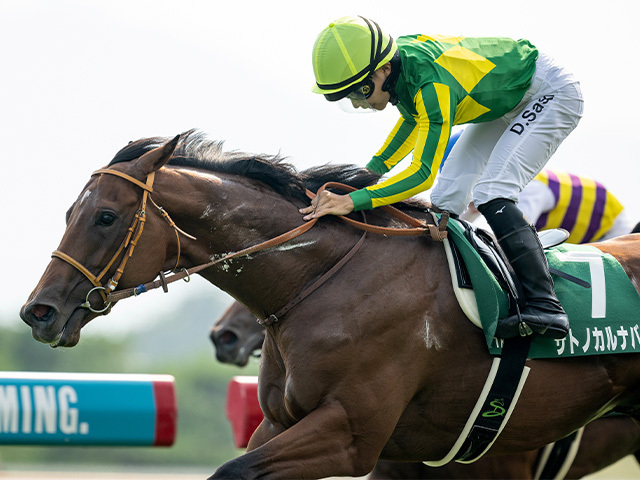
[
  {"left": 463, "top": 170, "right": 632, "bottom": 244},
  {"left": 301, "top": 15, "right": 584, "bottom": 339}
]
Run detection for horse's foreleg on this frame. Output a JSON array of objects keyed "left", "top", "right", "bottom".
[
  {"left": 210, "top": 402, "right": 383, "bottom": 479},
  {"left": 246, "top": 418, "right": 285, "bottom": 451}
]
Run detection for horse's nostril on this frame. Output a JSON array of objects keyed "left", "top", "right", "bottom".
[
  {"left": 31, "top": 304, "right": 55, "bottom": 323},
  {"left": 217, "top": 330, "right": 238, "bottom": 347}
]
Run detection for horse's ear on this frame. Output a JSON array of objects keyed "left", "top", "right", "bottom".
[{"left": 137, "top": 134, "right": 180, "bottom": 175}]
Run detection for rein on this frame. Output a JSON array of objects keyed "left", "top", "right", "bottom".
[
  {"left": 315, "top": 182, "right": 449, "bottom": 239},
  {"left": 53, "top": 170, "right": 447, "bottom": 321}
]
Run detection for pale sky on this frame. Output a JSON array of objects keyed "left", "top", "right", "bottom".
[{"left": 2, "top": 0, "right": 638, "bottom": 335}]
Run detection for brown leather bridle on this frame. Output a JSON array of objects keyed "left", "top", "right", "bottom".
[{"left": 51, "top": 168, "right": 194, "bottom": 314}]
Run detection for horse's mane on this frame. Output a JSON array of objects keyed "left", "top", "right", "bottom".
[{"left": 109, "top": 129, "right": 427, "bottom": 210}]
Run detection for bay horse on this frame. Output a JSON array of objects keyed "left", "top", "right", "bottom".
[
  {"left": 212, "top": 300, "right": 640, "bottom": 479},
  {"left": 20, "top": 131, "right": 640, "bottom": 479}
]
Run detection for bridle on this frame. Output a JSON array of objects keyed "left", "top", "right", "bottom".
[
  {"left": 51, "top": 168, "right": 194, "bottom": 314},
  {"left": 51, "top": 167, "right": 448, "bottom": 322}
]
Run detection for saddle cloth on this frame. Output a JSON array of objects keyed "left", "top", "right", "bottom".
[{"left": 443, "top": 217, "right": 640, "bottom": 359}]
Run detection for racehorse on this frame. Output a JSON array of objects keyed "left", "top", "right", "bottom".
[
  {"left": 20, "top": 131, "right": 640, "bottom": 479},
  {"left": 212, "top": 300, "right": 640, "bottom": 479}
]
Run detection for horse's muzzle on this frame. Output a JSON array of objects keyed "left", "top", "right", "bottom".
[
  {"left": 20, "top": 301, "right": 60, "bottom": 342},
  {"left": 210, "top": 327, "right": 242, "bottom": 363},
  {"left": 20, "top": 301, "right": 85, "bottom": 348}
]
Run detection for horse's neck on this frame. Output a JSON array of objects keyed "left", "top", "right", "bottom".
[{"left": 156, "top": 168, "right": 350, "bottom": 318}]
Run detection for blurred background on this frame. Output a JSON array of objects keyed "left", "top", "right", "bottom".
[
  {"left": 1, "top": 0, "right": 639, "bottom": 477},
  {"left": 0, "top": 296, "right": 256, "bottom": 476}
]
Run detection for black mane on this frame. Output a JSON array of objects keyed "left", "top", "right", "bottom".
[{"left": 109, "top": 129, "right": 426, "bottom": 210}]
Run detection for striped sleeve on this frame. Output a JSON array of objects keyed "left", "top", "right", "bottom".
[
  {"left": 350, "top": 83, "right": 454, "bottom": 210},
  {"left": 365, "top": 115, "right": 418, "bottom": 174}
]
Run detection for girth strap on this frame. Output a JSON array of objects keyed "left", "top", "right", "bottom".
[{"left": 425, "top": 335, "right": 532, "bottom": 466}]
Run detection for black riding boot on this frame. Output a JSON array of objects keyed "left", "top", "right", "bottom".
[{"left": 477, "top": 198, "right": 569, "bottom": 339}]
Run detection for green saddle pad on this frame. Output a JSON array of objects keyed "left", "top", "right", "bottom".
[{"left": 445, "top": 218, "right": 640, "bottom": 359}]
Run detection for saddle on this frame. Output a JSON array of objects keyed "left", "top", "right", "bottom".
[
  {"left": 448, "top": 221, "right": 519, "bottom": 308},
  {"left": 446, "top": 220, "right": 568, "bottom": 329},
  {"left": 440, "top": 215, "right": 640, "bottom": 359}
]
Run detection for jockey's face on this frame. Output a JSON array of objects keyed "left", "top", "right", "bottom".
[{"left": 345, "top": 64, "right": 391, "bottom": 111}]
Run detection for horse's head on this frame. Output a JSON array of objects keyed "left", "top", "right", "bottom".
[
  {"left": 210, "top": 301, "right": 265, "bottom": 367},
  {"left": 20, "top": 135, "right": 181, "bottom": 347}
]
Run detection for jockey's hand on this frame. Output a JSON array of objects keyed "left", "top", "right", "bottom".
[{"left": 300, "top": 191, "right": 355, "bottom": 221}]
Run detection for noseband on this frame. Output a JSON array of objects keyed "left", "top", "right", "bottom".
[{"left": 51, "top": 168, "right": 193, "bottom": 314}]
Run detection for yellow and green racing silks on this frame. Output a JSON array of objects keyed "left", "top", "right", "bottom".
[{"left": 350, "top": 35, "right": 538, "bottom": 211}]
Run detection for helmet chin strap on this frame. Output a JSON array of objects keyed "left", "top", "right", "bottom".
[
  {"left": 382, "top": 50, "right": 401, "bottom": 106},
  {"left": 360, "top": 16, "right": 399, "bottom": 106}
]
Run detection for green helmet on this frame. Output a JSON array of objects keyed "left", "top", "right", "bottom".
[{"left": 312, "top": 16, "right": 397, "bottom": 101}]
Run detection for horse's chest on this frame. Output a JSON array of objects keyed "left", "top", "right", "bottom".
[
  {"left": 258, "top": 356, "right": 310, "bottom": 428},
  {"left": 260, "top": 380, "right": 307, "bottom": 428}
]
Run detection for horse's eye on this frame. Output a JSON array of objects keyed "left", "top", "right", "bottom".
[{"left": 96, "top": 211, "right": 116, "bottom": 226}]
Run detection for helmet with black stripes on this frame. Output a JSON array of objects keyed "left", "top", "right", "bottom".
[{"left": 311, "top": 16, "right": 397, "bottom": 102}]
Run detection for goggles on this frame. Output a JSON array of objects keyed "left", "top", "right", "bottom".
[{"left": 338, "top": 78, "right": 376, "bottom": 112}]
